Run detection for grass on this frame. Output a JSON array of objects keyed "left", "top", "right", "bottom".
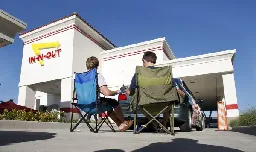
[{"left": 230, "top": 107, "right": 256, "bottom": 127}]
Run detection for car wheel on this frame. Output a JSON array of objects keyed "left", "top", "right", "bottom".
[
  {"left": 196, "top": 117, "right": 205, "bottom": 131},
  {"left": 179, "top": 109, "right": 192, "bottom": 132}
]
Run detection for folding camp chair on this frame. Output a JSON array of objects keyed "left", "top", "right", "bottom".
[
  {"left": 70, "top": 68, "right": 116, "bottom": 133},
  {"left": 131, "top": 66, "right": 180, "bottom": 135}
]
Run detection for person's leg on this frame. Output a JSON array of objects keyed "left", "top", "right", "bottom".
[
  {"left": 108, "top": 110, "right": 122, "bottom": 126},
  {"left": 101, "top": 97, "right": 133, "bottom": 131},
  {"left": 163, "top": 110, "right": 170, "bottom": 128},
  {"left": 113, "top": 105, "right": 126, "bottom": 123},
  {"left": 101, "top": 97, "right": 126, "bottom": 123},
  {"left": 162, "top": 104, "right": 172, "bottom": 127}
]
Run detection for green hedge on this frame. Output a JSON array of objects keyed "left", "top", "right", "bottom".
[
  {"left": 0, "top": 109, "right": 66, "bottom": 122},
  {"left": 230, "top": 107, "right": 256, "bottom": 127}
]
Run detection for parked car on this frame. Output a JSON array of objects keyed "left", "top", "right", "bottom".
[
  {"left": 205, "top": 117, "right": 218, "bottom": 128},
  {"left": 118, "top": 78, "right": 205, "bottom": 132}
]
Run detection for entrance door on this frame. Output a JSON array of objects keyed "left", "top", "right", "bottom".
[{"left": 35, "top": 99, "right": 40, "bottom": 110}]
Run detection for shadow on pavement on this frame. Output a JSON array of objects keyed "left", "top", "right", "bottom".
[
  {"left": 0, "top": 130, "right": 56, "bottom": 146},
  {"left": 231, "top": 126, "right": 256, "bottom": 136},
  {"left": 94, "top": 138, "right": 243, "bottom": 152},
  {"left": 94, "top": 150, "right": 124, "bottom": 152}
]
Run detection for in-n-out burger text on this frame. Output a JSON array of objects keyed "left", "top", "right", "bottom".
[{"left": 29, "top": 48, "right": 61, "bottom": 64}]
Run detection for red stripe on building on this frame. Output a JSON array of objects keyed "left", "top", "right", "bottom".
[
  {"left": 24, "top": 25, "right": 74, "bottom": 45},
  {"left": 226, "top": 104, "right": 238, "bottom": 110},
  {"left": 101, "top": 45, "right": 172, "bottom": 62},
  {"left": 23, "top": 24, "right": 107, "bottom": 50},
  {"left": 73, "top": 25, "right": 106, "bottom": 50}
]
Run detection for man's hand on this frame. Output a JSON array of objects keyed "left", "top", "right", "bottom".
[
  {"left": 125, "top": 88, "right": 130, "bottom": 96},
  {"left": 120, "top": 86, "right": 126, "bottom": 93},
  {"left": 116, "top": 90, "right": 122, "bottom": 95},
  {"left": 177, "top": 89, "right": 185, "bottom": 98}
]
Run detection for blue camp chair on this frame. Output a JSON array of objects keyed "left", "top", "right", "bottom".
[{"left": 70, "top": 68, "right": 116, "bottom": 133}]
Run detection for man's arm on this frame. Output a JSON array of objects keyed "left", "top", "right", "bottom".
[
  {"left": 173, "top": 80, "right": 186, "bottom": 98},
  {"left": 100, "top": 86, "right": 119, "bottom": 96},
  {"left": 126, "top": 73, "right": 136, "bottom": 96},
  {"left": 98, "top": 73, "right": 120, "bottom": 96}
]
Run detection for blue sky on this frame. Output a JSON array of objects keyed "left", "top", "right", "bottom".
[{"left": 1, "top": 0, "right": 255, "bottom": 112}]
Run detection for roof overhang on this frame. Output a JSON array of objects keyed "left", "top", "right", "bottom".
[
  {"left": 163, "top": 38, "right": 175, "bottom": 59},
  {"left": 0, "top": 33, "right": 14, "bottom": 47},
  {"left": 0, "top": 9, "right": 27, "bottom": 48},
  {"left": 157, "top": 49, "right": 236, "bottom": 76},
  {"left": 101, "top": 37, "right": 176, "bottom": 60}
]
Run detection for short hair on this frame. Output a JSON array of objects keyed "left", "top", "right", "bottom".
[
  {"left": 142, "top": 51, "right": 157, "bottom": 64},
  {"left": 86, "top": 56, "right": 99, "bottom": 70}
]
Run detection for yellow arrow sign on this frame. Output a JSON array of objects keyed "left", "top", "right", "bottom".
[{"left": 32, "top": 42, "right": 60, "bottom": 66}]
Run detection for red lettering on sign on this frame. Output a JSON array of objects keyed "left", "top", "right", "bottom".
[
  {"left": 56, "top": 49, "right": 61, "bottom": 57},
  {"left": 29, "top": 56, "right": 36, "bottom": 64},
  {"left": 28, "top": 48, "right": 62, "bottom": 64},
  {"left": 45, "top": 52, "right": 52, "bottom": 59},
  {"left": 36, "top": 54, "right": 44, "bottom": 61}
]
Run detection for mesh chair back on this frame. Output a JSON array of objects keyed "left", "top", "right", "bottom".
[{"left": 74, "top": 68, "right": 98, "bottom": 105}]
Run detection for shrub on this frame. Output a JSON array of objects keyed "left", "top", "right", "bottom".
[
  {"left": 230, "top": 107, "right": 256, "bottom": 127},
  {"left": 1, "top": 109, "right": 66, "bottom": 122},
  {"left": 229, "top": 118, "right": 239, "bottom": 127}
]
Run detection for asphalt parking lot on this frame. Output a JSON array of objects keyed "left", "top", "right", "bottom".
[{"left": 0, "top": 126, "right": 255, "bottom": 152}]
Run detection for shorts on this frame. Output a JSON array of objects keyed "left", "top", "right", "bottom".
[{"left": 100, "top": 97, "right": 119, "bottom": 109}]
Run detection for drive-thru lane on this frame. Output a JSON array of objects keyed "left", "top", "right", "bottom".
[{"left": 0, "top": 126, "right": 255, "bottom": 152}]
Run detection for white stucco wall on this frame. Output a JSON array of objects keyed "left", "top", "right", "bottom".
[
  {"left": 17, "top": 86, "right": 35, "bottom": 108},
  {"left": 40, "top": 94, "right": 48, "bottom": 106},
  {"left": 34, "top": 91, "right": 60, "bottom": 107},
  {"left": 222, "top": 73, "right": 239, "bottom": 118},
  {"left": 72, "top": 29, "right": 104, "bottom": 74},
  {"left": 47, "top": 94, "right": 60, "bottom": 105}
]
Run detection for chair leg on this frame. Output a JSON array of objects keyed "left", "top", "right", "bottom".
[
  {"left": 95, "top": 118, "right": 105, "bottom": 133},
  {"left": 81, "top": 113, "right": 94, "bottom": 132},
  {"left": 94, "top": 114, "right": 98, "bottom": 133},
  {"left": 133, "top": 111, "right": 138, "bottom": 134},
  {"left": 170, "top": 103, "right": 175, "bottom": 135},
  {"left": 140, "top": 107, "right": 171, "bottom": 134},
  {"left": 93, "top": 114, "right": 116, "bottom": 133},
  {"left": 105, "top": 115, "right": 116, "bottom": 132},
  {"left": 70, "top": 107, "right": 74, "bottom": 132},
  {"left": 70, "top": 107, "right": 95, "bottom": 132}
]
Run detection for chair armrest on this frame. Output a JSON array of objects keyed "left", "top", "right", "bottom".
[
  {"left": 72, "top": 97, "right": 78, "bottom": 104},
  {"left": 71, "top": 102, "right": 77, "bottom": 106}
]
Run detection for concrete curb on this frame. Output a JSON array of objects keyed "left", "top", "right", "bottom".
[
  {"left": 0, "top": 120, "right": 70, "bottom": 130},
  {"left": 231, "top": 126, "right": 256, "bottom": 136}
]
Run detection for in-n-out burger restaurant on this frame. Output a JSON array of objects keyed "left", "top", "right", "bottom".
[{"left": 17, "top": 12, "right": 239, "bottom": 122}]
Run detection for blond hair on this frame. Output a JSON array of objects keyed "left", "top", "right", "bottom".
[{"left": 86, "top": 56, "right": 99, "bottom": 70}]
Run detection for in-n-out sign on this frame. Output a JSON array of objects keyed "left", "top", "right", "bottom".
[{"left": 29, "top": 42, "right": 62, "bottom": 66}]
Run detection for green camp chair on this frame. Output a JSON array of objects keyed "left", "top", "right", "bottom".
[{"left": 131, "top": 66, "right": 179, "bottom": 135}]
